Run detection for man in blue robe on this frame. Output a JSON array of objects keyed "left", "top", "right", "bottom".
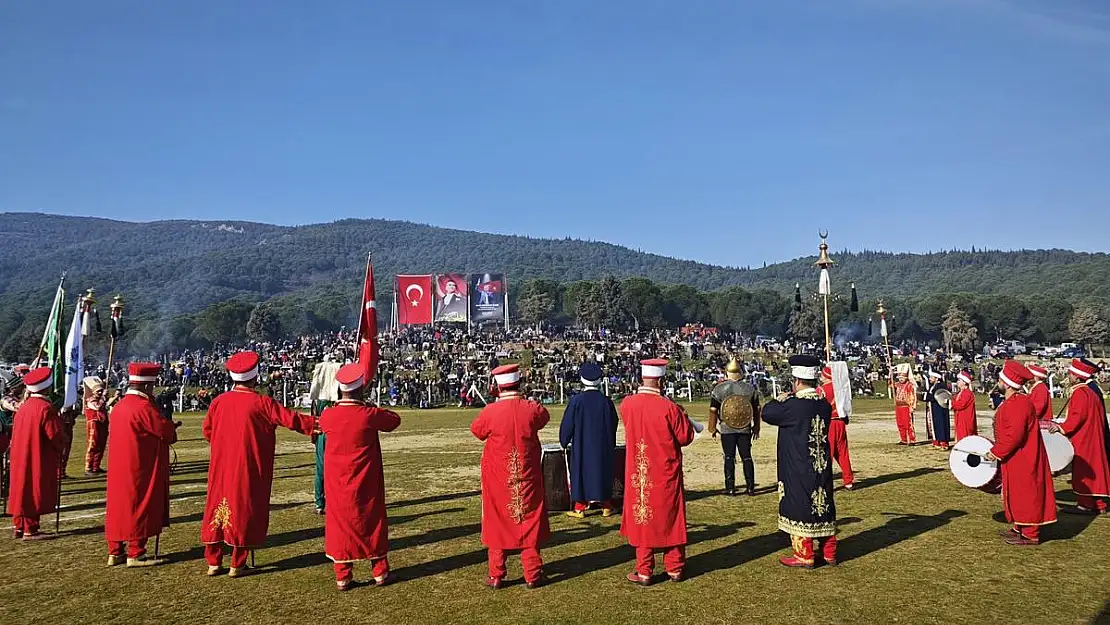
[
  {"left": 925, "top": 371, "right": 951, "bottom": 451},
  {"left": 559, "top": 362, "right": 619, "bottom": 518}
]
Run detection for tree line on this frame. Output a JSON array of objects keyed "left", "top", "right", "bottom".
[{"left": 4, "top": 275, "right": 1106, "bottom": 362}]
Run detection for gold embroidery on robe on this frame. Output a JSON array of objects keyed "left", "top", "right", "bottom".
[
  {"left": 630, "top": 440, "right": 653, "bottom": 525},
  {"left": 809, "top": 415, "right": 828, "bottom": 474},
  {"left": 210, "top": 497, "right": 233, "bottom": 531},
  {"left": 778, "top": 481, "right": 785, "bottom": 502},
  {"left": 506, "top": 447, "right": 527, "bottom": 523},
  {"left": 811, "top": 486, "right": 829, "bottom": 517}
]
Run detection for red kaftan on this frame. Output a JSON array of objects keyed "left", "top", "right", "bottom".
[
  {"left": 320, "top": 400, "right": 401, "bottom": 562},
  {"left": 951, "top": 388, "right": 978, "bottom": 441},
  {"left": 201, "top": 387, "right": 315, "bottom": 547},
  {"left": 105, "top": 391, "right": 178, "bottom": 542},
  {"left": 990, "top": 393, "right": 1056, "bottom": 527},
  {"left": 1029, "top": 382, "right": 1052, "bottom": 422},
  {"left": 619, "top": 388, "right": 695, "bottom": 549},
  {"left": 470, "top": 394, "right": 551, "bottom": 550},
  {"left": 6, "top": 395, "right": 67, "bottom": 520},
  {"left": 1060, "top": 385, "right": 1110, "bottom": 497}
]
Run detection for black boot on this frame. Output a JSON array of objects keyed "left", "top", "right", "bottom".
[{"left": 746, "top": 484, "right": 756, "bottom": 497}]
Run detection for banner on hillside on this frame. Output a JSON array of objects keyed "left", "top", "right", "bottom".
[
  {"left": 434, "top": 273, "right": 469, "bottom": 323},
  {"left": 470, "top": 273, "right": 506, "bottom": 323},
  {"left": 396, "top": 275, "right": 434, "bottom": 325}
]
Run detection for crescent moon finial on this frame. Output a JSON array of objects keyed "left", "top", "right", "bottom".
[{"left": 819, "top": 229, "right": 828, "bottom": 240}]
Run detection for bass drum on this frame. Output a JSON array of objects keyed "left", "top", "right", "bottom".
[
  {"left": 1041, "top": 430, "right": 1074, "bottom": 476},
  {"left": 950, "top": 435, "right": 1002, "bottom": 494}
]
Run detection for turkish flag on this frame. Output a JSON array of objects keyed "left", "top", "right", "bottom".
[
  {"left": 357, "top": 254, "right": 379, "bottom": 382},
  {"left": 396, "top": 274, "right": 434, "bottom": 325}
]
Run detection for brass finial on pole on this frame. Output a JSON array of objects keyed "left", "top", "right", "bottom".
[
  {"left": 815, "top": 231, "right": 834, "bottom": 362},
  {"left": 875, "top": 299, "right": 895, "bottom": 402},
  {"left": 106, "top": 295, "right": 125, "bottom": 385}
]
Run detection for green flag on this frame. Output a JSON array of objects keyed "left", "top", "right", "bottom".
[{"left": 36, "top": 276, "right": 66, "bottom": 399}]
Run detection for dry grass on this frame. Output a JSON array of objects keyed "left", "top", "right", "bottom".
[{"left": 1, "top": 398, "right": 1108, "bottom": 625}]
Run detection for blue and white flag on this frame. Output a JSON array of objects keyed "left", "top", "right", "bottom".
[{"left": 63, "top": 300, "right": 84, "bottom": 409}]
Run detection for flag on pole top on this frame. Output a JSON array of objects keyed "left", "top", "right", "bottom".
[
  {"left": 356, "top": 253, "right": 379, "bottom": 383},
  {"left": 63, "top": 300, "right": 85, "bottom": 409},
  {"left": 35, "top": 276, "right": 67, "bottom": 399}
]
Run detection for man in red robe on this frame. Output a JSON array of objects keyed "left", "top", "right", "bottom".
[
  {"left": 893, "top": 365, "right": 917, "bottom": 445},
  {"left": 470, "top": 364, "right": 550, "bottom": 589},
  {"left": 6, "top": 367, "right": 67, "bottom": 539},
  {"left": 201, "top": 351, "right": 315, "bottom": 577},
  {"left": 1048, "top": 358, "right": 1110, "bottom": 515},
  {"left": 1027, "top": 365, "right": 1053, "bottom": 422},
  {"left": 321, "top": 363, "right": 401, "bottom": 591},
  {"left": 620, "top": 359, "right": 696, "bottom": 585},
  {"left": 984, "top": 361, "right": 1056, "bottom": 545},
  {"left": 817, "top": 366, "right": 854, "bottom": 490},
  {"left": 951, "top": 369, "right": 978, "bottom": 442},
  {"left": 83, "top": 376, "right": 110, "bottom": 476},
  {"left": 105, "top": 363, "right": 179, "bottom": 566}
]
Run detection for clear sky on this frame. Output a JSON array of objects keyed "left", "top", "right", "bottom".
[{"left": 2, "top": 0, "right": 1108, "bottom": 267}]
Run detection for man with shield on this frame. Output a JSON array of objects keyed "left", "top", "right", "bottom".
[{"left": 707, "top": 358, "right": 759, "bottom": 497}]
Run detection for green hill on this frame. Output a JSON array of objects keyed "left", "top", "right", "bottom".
[{"left": 0, "top": 212, "right": 1107, "bottom": 357}]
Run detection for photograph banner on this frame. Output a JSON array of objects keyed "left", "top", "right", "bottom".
[
  {"left": 434, "top": 273, "right": 469, "bottom": 323},
  {"left": 470, "top": 273, "right": 505, "bottom": 323}
]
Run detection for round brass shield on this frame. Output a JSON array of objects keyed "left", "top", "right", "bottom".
[{"left": 720, "top": 394, "right": 753, "bottom": 430}]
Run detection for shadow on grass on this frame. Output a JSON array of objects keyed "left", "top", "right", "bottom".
[
  {"left": 837, "top": 509, "right": 967, "bottom": 563},
  {"left": 544, "top": 521, "right": 756, "bottom": 584},
  {"left": 686, "top": 486, "right": 777, "bottom": 502},
  {"left": 387, "top": 490, "right": 481, "bottom": 509},
  {"left": 1092, "top": 600, "right": 1110, "bottom": 625},
  {"left": 850, "top": 467, "right": 945, "bottom": 490}
]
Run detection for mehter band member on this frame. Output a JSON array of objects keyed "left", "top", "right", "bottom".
[
  {"left": 983, "top": 361, "right": 1056, "bottom": 545},
  {"left": 817, "top": 366, "right": 853, "bottom": 490},
  {"left": 1048, "top": 358, "right": 1110, "bottom": 515},
  {"left": 559, "top": 362, "right": 619, "bottom": 518},
  {"left": 761, "top": 355, "right": 837, "bottom": 569},
  {"left": 471, "top": 364, "right": 551, "bottom": 589},
  {"left": 1027, "top": 365, "right": 1052, "bottom": 422},
  {"left": 105, "top": 363, "right": 179, "bottom": 567},
  {"left": 926, "top": 371, "right": 951, "bottom": 451},
  {"left": 951, "top": 369, "right": 978, "bottom": 443},
  {"left": 7, "top": 367, "right": 67, "bottom": 540},
  {"left": 320, "top": 363, "right": 401, "bottom": 590},
  {"left": 893, "top": 364, "right": 917, "bottom": 445},
  {"left": 201, "top": 351, "right": 316, "bottom": 578},
  {"left": 621, "top": 359, "right": 695, "bottom": 586}
]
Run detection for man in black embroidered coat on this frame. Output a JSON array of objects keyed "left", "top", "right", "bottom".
[{"left": 761, "top": 355, "right": 837, "bottom": 569}]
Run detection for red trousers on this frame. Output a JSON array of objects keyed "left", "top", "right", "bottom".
[
  {"left": 828, "top": 419, "right": 854, "bottom": 485},
  {"left": 488, "top": 548, "right": 543, "bottom": 583},
  {"left": 11, "top": 515, "right": 40, "bottom": 535},
  {"left": 1011, "top": 525, "right": 1041, "bottom": 541},
  {"left": 1077, "top": 496, "right": 1109, "bottom": 512},
  {"left": 573, "top": 500, "right": 613, "bottom": 512},
  {"left": 895, "top": 406, "right": 916, "bottom": 444},
  {"left": 85, "top": 420, "right": 108, "bottom": 472},
  {"left": 634, "top": 545, "right": 685, "bottom": 577},
  {"left": 108, "top": 538, "right": 148, "bottom": 559},
  {"left": 204, "top": 544, "right": 250, "bottom": 569},
  {"left": 333, "top": 558, "right": 390, "bottom": 582},
  {"left": 791, "top": 535, "right": 837, "bottom": 566}
]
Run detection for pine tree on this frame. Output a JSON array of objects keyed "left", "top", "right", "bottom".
[
  {"left": 942, "top": 302, "right": 978, "bottom": 354},
  {"left": 1068, "top": 304, "right": 1110, "bottom": 354}
]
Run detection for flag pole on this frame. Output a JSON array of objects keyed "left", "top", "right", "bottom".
[
  {"left": 815, "top": 232, "right": 833, "bottom": 362},
  {"left": 354, "top": 252, "right": 371, "bottom": 357},
  {"left": 34, "top": 273, "right": 67, "bottom": 367}
]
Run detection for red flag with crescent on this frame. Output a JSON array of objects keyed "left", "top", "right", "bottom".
[
  {"left": 357, "top": 254, "right": 379, "bottom": 381},
  {"left": 396, "top": 275, "right": 434, "bottom": 325}
]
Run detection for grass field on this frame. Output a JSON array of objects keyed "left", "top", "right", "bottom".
[{"left": 2, "top": 398, "right": 1109, "bottom": 625}]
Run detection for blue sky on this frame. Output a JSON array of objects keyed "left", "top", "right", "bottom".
[{"left": 2, "top": 0, "right": 1108, "bottom": 267}]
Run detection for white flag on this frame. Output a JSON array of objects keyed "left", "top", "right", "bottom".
[
  {"left": 818, "top": 268, "right": 831, "bottom": 296},
  {"left": 880, "top": 317, "right": 889, "bottom": 338},
  {"left": 63, "top": 300, "right": 84, "bottom": 409}
]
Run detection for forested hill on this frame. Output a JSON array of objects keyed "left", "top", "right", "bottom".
[{"left": 1, "top": 212, "right": 1107, "bottom": 313}]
